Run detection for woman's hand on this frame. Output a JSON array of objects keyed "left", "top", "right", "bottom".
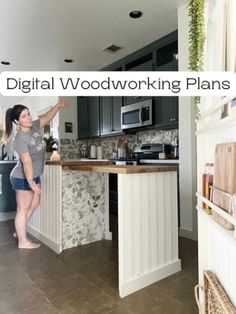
[
  {"left": 57, "top": 99, "right": 70, "bottom": 109},
  {"left": 28, "top": 181, "right": 41, "bottom": 194},
  {"left": 39, "top": 99, "right": 70, "bottom": 129}
]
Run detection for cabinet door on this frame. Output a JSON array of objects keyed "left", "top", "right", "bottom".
[
  {"left": 100, "top": 97, "right": 112, "bottom": 135},
  {"left": 125, "top": 60, "right": 153, "bottom": 105},
  {"left": 88, "top": 97, "right": 100, "bottom": 137},
  {"left": 154, "top": 97, "right": 178, "bottom": 129},
  {"left": 0, "top": 164, "right": 16, "bottom": 212},
  {"left": 112, "top": 97, "right": 123, "bottom": 133},
  {"left": 77, "top": 97, "right": 89, "bottom": 138},
  {"left": 155, "top": 59, "right": 178, "bottom": 72},
  {"left": 154, "top": 59, "right": 178, "bottom": 128},
  {"left": 156, "top": 40, "right": 178, "bottom": 68}
]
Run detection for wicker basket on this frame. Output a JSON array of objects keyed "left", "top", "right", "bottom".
[{"left": 195, "top": 270, "right": 236, "bottom": 314}]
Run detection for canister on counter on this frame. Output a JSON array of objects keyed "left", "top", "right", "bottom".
[
  {"left": 90, "top": 145, "right": 96, "bottom": 159},
  {"left": 97, "top": 146, "right": 102, "bottom": 159}
]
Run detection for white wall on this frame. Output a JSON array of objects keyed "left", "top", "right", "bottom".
[
  {"left": 24, "top": 96, "right": 78, "bottom": 140},
  {"left": 178, "top": 3, "right": 197, "bottom": 240},
  {"left": 58, "top": 96, "right": 78, "bottom": 140},
  {"left": 21, "top": 96, "right": 58, "bottom": 119},
  {"left": 0, "top": 96, "right": 59, "bottom": 158},
  {"left": 0, "top": 96, "right": 78, "bottom": 141},
  {"left": 197, "top": 0, "right": 236, "bottom": 307}
]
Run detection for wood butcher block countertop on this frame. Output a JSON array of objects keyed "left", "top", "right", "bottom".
[{"left": 45, "top": 160, "right": 177, "bottom": 174}]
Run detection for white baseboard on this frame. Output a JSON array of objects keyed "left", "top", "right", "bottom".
[
  {"left": 27, "top": 225, "right": 62, "bottom": 254},
  {"left": 119, "top": 260, "right": 181, "bottom": 298},
  {"left": 179, "top": 228, "right": 198, "bottom": 241},
  {"left": 0, "top": 212, "right": 15, "bottom": 221}
]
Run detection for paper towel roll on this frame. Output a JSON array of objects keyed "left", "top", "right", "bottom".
[
  {"left": 90, "top": 145, "right": 96, "bottom": 159},
  {"left": 97, "top": 146, "right": 102, "bottom": 160}
]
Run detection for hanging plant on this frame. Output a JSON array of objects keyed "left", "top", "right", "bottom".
[{"left": 188, "top": 0, "right": 206, "bottom": 120}]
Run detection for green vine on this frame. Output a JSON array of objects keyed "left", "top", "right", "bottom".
[{"left": 188, "top": 0, "right": 206, "bottom": 120}]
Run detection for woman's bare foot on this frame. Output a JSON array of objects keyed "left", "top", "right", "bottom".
[{"left": 18, "top": 240, "right": 41, "bottom": 249}]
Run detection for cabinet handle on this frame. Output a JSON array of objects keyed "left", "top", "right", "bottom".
[{"left": 0, "top": 174, "right": 2, "bottom": 195}]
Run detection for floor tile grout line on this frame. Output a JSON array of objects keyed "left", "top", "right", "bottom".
[
  {"left": 0, "top": 265, "right": 61, "bottom": 314},
  {"left": 22, "top": 272, "right": 61, "bottom": 313},
  {"left": 0, "top": 226, "right": 198, "bottom": 313},
  {"left": 0, "top": 240, "right": 17, "bottom": 246},
  {"left": 76, "top": 271, "right": 122, "bottom": 305},
  {"left": 22, "top": 268, "right": 112, "bottom": 313},
  {"left": 57, "top": 250, "right": 121, "bottom": 304}
]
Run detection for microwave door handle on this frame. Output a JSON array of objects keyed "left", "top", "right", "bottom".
[{"left": 139, "top": 108, "right": 143, "bottom": 123}]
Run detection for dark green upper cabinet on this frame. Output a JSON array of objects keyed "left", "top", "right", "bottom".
[
  {"left": 100, "top": 97, "right": 111, "bottom": 135},
  {"left": 77, "top": 97, "right": 89, "bottom": 138},
  {"left": 83, "top": 30, "right": 179, "bottom": 135},
  {"left": 88, "top": 97, "right": 100, "bottom": 137},
  {"left": 77, "top": 97, "right": 100, "bottom": 139},
  {"left": 112, "top": 97, "right": 123, "bottom": 133},
  {"left": 154, "top": 97, "right": 178, "bottom": 129},
  {"left": 124, "top": 53, "right": 154, "bottom": 106},
  {"left": 155, "top": 40, "right": 178, "bottom": 69},
  {"left": 100, "top": 96, "right": 123, "bottom": 136},
  {"left": 156, "top": 59, "right": 178, "bottom": 72},
  {"left": 154, "top": 58, "right": 178, "bottom": 129}
]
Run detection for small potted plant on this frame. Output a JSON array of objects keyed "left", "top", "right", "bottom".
[{"left": 44, "top": 136, "right": 58, "bottom": 160}]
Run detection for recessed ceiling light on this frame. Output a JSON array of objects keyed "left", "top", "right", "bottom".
[
  {"left": 64, "top": 59, "right": 74, "bottom": 63},
  {"left": 129, "top": 10, "right": 143, "bottom": 19},
  {"left": 1, "top": 61, "right": 10, "bottom": 65}
]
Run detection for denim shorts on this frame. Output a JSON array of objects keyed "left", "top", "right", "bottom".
[{"left": 10, "top": 176, "right": 41, "bottom": 191}]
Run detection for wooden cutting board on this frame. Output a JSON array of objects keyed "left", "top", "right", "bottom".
[{"left": 213, "top": 142, "right": 236, "bottom": 211}]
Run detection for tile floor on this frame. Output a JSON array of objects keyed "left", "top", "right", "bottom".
[{"left": 0, "top": 220, "right": 198, "bottom": 314}]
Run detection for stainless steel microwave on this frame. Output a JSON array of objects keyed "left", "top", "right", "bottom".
[{"left": 121, "top": 99, "right": 153, "bottom": 130}]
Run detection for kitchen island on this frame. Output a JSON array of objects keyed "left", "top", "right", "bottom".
[{"left": 27, "top": 160, "right": 181, "bottom": 298}]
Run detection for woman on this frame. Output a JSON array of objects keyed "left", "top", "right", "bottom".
[{"left": 3, "top": 100, "right": 69, "bottom": 249}]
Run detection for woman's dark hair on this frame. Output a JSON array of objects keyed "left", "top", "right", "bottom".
[{"left": 2, "top": 104, "right": 28, "bottom": 142}]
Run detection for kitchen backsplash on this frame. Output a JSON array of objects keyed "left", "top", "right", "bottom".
[{"left": 60, "top": 128, "right": 178, "bottom": 160}]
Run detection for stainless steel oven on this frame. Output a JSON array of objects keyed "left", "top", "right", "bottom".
[{"left": 121, "top": 99, "right": 153, "bottom": 130}]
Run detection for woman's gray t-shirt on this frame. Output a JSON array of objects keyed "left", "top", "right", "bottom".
[{"left": 11, "top": 120, "right": 46, "bottom": 179}]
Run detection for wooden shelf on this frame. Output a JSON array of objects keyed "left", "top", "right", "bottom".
[
  {"left": 196, "top": 114, "right": 236, "bottom": 135},
  {"left": 196, "top": 192, "right": 236, "bottom": 240},
  {"left": 196, "top": 95, "right": 236, "bottom": 135},
  {"left": 199, "top": 96, "right": 235, "bottom": 119},
  {"left": 197, "top": 207, "right": 236, "bottom": 248}
]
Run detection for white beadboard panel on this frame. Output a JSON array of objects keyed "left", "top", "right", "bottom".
[
  {"left": 105, "top": 173, "right": 112, "bottom": 240},
  {"left": 118, "top": 171, "right": 181, "bottom": 298},
  {"left": 119, "top": 260, "right": 181, "bottom": 299},
  {"left": 198, "top": 211, "right": 236, "bottom": 307},
  {"left": 197, "top": 102, "right": 236, "bottom": 309},
  {"left": 27, "top": 165, "right": 62, "bottom": 253}
]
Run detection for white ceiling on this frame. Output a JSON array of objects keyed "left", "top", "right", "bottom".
[{"left": 0, "top": 0, "right": 182, "bottom": 107}]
